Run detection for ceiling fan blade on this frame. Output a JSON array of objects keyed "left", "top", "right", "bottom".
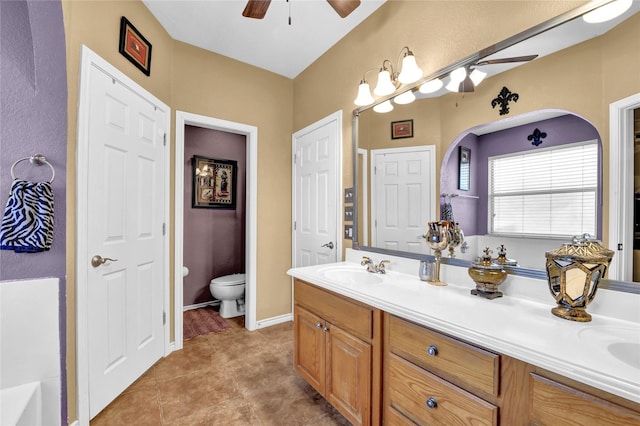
[
  {"left": 327, "top": 0, "right": 361, "bottom": 18},
  {"left": 242, "top": 0, "right": 272, "bottom": 19},
  {"left": 475, "top": 54, "right": 539, "bottom": 66}
]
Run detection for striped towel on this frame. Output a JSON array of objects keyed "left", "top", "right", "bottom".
[{"left": 0, "top": 180, "right": 54, "bottom": 253}]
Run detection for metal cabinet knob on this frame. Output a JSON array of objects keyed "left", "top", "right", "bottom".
[
  {"left": 427, "top": 345, "right": 438, "bottom": 357},
  {"left": 316, "top": 322, "right": 322, "bottom": 328},
  {"left": 426, "top": 397, "right": 438, "bottom": 409},
  {"left": 323, "top": 326, "right": 329, "bottom": 333},
  {"left": 91, "top": 255, "right": 118, "bottom": 268}
]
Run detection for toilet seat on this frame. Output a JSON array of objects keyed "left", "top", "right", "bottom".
[{"left": 210, "top": 273, "right": 245, "bottom": 286}]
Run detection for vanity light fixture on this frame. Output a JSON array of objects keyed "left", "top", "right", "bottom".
[
  {"left": 583, "top": 0, "right": 632, "bottom": 23},
  {"left": 373, "top": 100, "right": 393, "bottom": 113},
  {"left": 353, "top": 46, "right": 423, "bottom": 106},
  {"left": 419, "top": 78, "right": 443, "bottom": 94},
  {"left": 393, "top": 90, "right": 416, "bottom": 105}
]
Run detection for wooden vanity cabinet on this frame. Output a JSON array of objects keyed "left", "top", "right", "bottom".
[
  {"left": 383, "top": 313, "right": 640, "bottom": 426},
  {"left": 293, "top": 279, "right": 382, "bottom": 426},
  {"left": 384, "top": 314, "right": 499, "bottom": 425},
  {"left": 529, "top": 373, "right": 640, "bottom": 425}
]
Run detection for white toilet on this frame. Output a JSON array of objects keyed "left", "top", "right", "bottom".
[{"left": 209, "top": 273, "right": 246, "bottom": 318}]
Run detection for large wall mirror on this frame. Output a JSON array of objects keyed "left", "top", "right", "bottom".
[{"left": 352, "top": 0, "right": 640, "bottom": 290}]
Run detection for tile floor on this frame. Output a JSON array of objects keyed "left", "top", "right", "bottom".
[{"left": 90, "top": 315, "right": 351, "bottom": 425}]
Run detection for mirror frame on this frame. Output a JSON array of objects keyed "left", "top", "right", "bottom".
[{"left": 351, "top": 0, "right": 639, "bottom": 294}]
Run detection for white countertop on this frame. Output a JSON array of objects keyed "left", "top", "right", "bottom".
[{"left": 287, "top": 255, "right": 640, "bottom": 404}]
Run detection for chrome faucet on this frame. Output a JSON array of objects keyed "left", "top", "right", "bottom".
[{"left": 361, "top": 256, "right": 390, "bottom": 274}]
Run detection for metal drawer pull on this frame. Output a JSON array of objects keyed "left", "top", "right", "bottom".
[
  {"left": 426, "top": 397, "right": 438, "bottom": 409},
  {"left": 427, "top": 344, "right": 438, "bottom": 356}
]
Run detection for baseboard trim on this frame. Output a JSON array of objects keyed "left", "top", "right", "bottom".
[
  {"left": 255, "top": 313, "right": 292, "bottom": 329},
  {"left": 183, "top": 300, "right": 220, "bottom": 311},
  {"left": 69, "top": 421, "right": 79, "bottom": 426}
]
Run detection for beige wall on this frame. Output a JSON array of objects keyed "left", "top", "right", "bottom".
[{"left": 63, "top": 0, "right": 292, "bottom": 422}]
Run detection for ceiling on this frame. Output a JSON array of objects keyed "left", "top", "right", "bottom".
[{"left": 142, "top": 0, "right": 386, "bottom": 79}]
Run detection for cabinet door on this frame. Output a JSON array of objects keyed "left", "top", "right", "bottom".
[
  {"left": 294, "top": 305, "right": 325, "bottom": 394},
  {"left": 326, "top": 323, "right": 372, "bottom": 426}
]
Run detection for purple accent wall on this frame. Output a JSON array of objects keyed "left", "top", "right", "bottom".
[
  {"left": 441, "top": 114, "right": 602, "bottom": 238},
  {"left": 0, "top": 0, "right": 67, "bottom": 423},
  {"left": 183, "top": 126, "right": 246, "bottom": 306}
]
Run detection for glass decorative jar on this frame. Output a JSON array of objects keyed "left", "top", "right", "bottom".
[
  {"left": 545, "top": 234, "right": 614, "bottom": 322},
  {"left": 468, "top": 247, "right": 507, "bottom": 299}
]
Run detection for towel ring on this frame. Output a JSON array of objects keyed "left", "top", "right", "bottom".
[{"left": 10, "top": 154, "right": 55, "bottom": 183}]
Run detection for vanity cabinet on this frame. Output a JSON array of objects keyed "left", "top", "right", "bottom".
[
  {"left": 529, "top": 373, "right": 640, "bottom": 425},
  {"left": 293, "top": 279, "right": 382, "bottom": 426},
  {"left": 384, "top": 314, "right": 499, "bottom": 425},
  {"left": 383, "top": 313, "right": 640, "bottom": 426}
]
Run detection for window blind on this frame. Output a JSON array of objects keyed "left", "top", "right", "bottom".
[{"left": 488, "top": 140, "right": 598, "bottom": 238}]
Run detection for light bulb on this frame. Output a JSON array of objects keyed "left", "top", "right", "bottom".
[
  {"left": 374, "top": 70, "right": 396, "bottom": 96},
  {"left": 469, "top": 69, "right": 487, "bottom": 86},
  {"left": 398, "top": 53, "right": 423, "bottom": 84},
  {"left": 354, "top": 82, "right": 375, "bottom": 106},
  {"left": 394, "top": 91, "right": 416, "bottom": 105},
  {"left": 419, "top": 79, "right": 443, "bottom": 94},
  {"left": 450, "top": 67, "right": 467, "bottom": 83},
  {"left": 373, "top": 100, "right": 393, "bottom": 113},
  {"left": 583, "top": 0, "right": 632, "bottom": 23}
]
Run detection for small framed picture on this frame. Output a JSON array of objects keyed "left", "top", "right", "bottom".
[
  {"left": 192, "top": 155, "right": 237, "bottom": 209},
  {"left": 391, "top": 119, "right": 413, "bottom": 139},
  {"left": 119, "top": 17, "right": 152, "bottom": 76},
  {"left": 458, "top": 146, "right": 471, "bottom": 191}
]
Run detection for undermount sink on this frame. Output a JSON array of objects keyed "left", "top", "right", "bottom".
[
  {"left": 577, "top": 325, "right": 640, "bottom": 369},
  {"left": 318, "top": 266, "right": 384, "bottom": 285}
]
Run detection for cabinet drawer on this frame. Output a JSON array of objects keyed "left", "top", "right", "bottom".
[
  {"left": 387, "top": 354, "right": 498, "bottom": 426},
  {"left": 295, "top": 279, "right": 373, "bottom": 341},
  {"left": 388, "top": 314, "right": 499, "bottom": 397},
  {"left": 530, "top": 374, "right": 640, "bottom": 425}
]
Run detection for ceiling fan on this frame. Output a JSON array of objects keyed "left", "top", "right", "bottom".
[
  {"left": 455, "top": 54, "right": 539, "bottom": 92},
  {"left": 242, "top": 0, "right": 361, "bottom": 20}
]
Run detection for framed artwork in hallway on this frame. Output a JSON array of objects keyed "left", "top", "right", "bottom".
[
  {"left": 192, "top": 155, "right": 237, "bottom": 209},
  {"left": 119, "top": 16, "right": 152, "bottom": 76}
]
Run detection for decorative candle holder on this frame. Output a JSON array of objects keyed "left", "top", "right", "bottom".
[
  {"left": 494, "top": 244, "right": 518, "bottom": 266},
  {"left": 545, "top": 234, "right": 614, "bottom": 322},
  {"left": 447, "top": 222, "right": 464, "bottom": 258},
  {"left": 425, "top": 221, "right": 449, "bottom": 286},
  {"left": 468, "top": 247, "right": 507, "bottom": 299}
]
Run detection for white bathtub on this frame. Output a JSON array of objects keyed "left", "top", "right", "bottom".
[
  {"left": 1, "top": 381, "right": 42, "bottom": 426},
  {"left": 0, "top": 278, "right": 60, "bottom": 425}
]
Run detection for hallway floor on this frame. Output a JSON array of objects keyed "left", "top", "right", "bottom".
[{"left": 90, "top": 316, "right": 350, "bottom": 425}]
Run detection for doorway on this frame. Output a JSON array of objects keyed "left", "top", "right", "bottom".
[
  {"left": 370, "top": 146, "right": 436, "bottom": 254},
  {"left": 292, "top": 111, "right": 342, "bottom": 269},
  {"left": 175, "top": 112, "right": 258, "bottom": 350},
  {"left": 609, "top": 93, "right": 640, "bottom": 281},
  {"left": 76, "top": 46, "right": 171, "bottom": 423}
]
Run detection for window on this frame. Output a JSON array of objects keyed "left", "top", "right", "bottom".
[{"left": 488, "top": 140, "right": 598, "bottom": 238}]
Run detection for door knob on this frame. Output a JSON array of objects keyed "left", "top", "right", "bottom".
[
  {"left": 91, "top": 255, "right": 118, "bottom": 268},
  {"left": 321, "top": 242, "right": 334, "bottom": 249}
]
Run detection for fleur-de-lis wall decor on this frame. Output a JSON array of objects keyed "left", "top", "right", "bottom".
[
  {"left": 527, "top": 128, "right": 547, "bottom": 146},
  {"left": 491, "top": 86, "right": 519, "bottom": 116}
]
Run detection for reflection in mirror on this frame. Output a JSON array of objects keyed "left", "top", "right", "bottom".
[{"left": 352, "top": 1, "right": 640, "bottom": 286}]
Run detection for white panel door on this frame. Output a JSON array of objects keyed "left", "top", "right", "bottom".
[
  {"left": 371, "top": 146, "right": 436, "bottom": 254},
  {"left": 86, "top": 64, "right": 166, "bottom": 418},
  {"left": 293, "top": 112, "right": 341, "bottom": 267}
]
